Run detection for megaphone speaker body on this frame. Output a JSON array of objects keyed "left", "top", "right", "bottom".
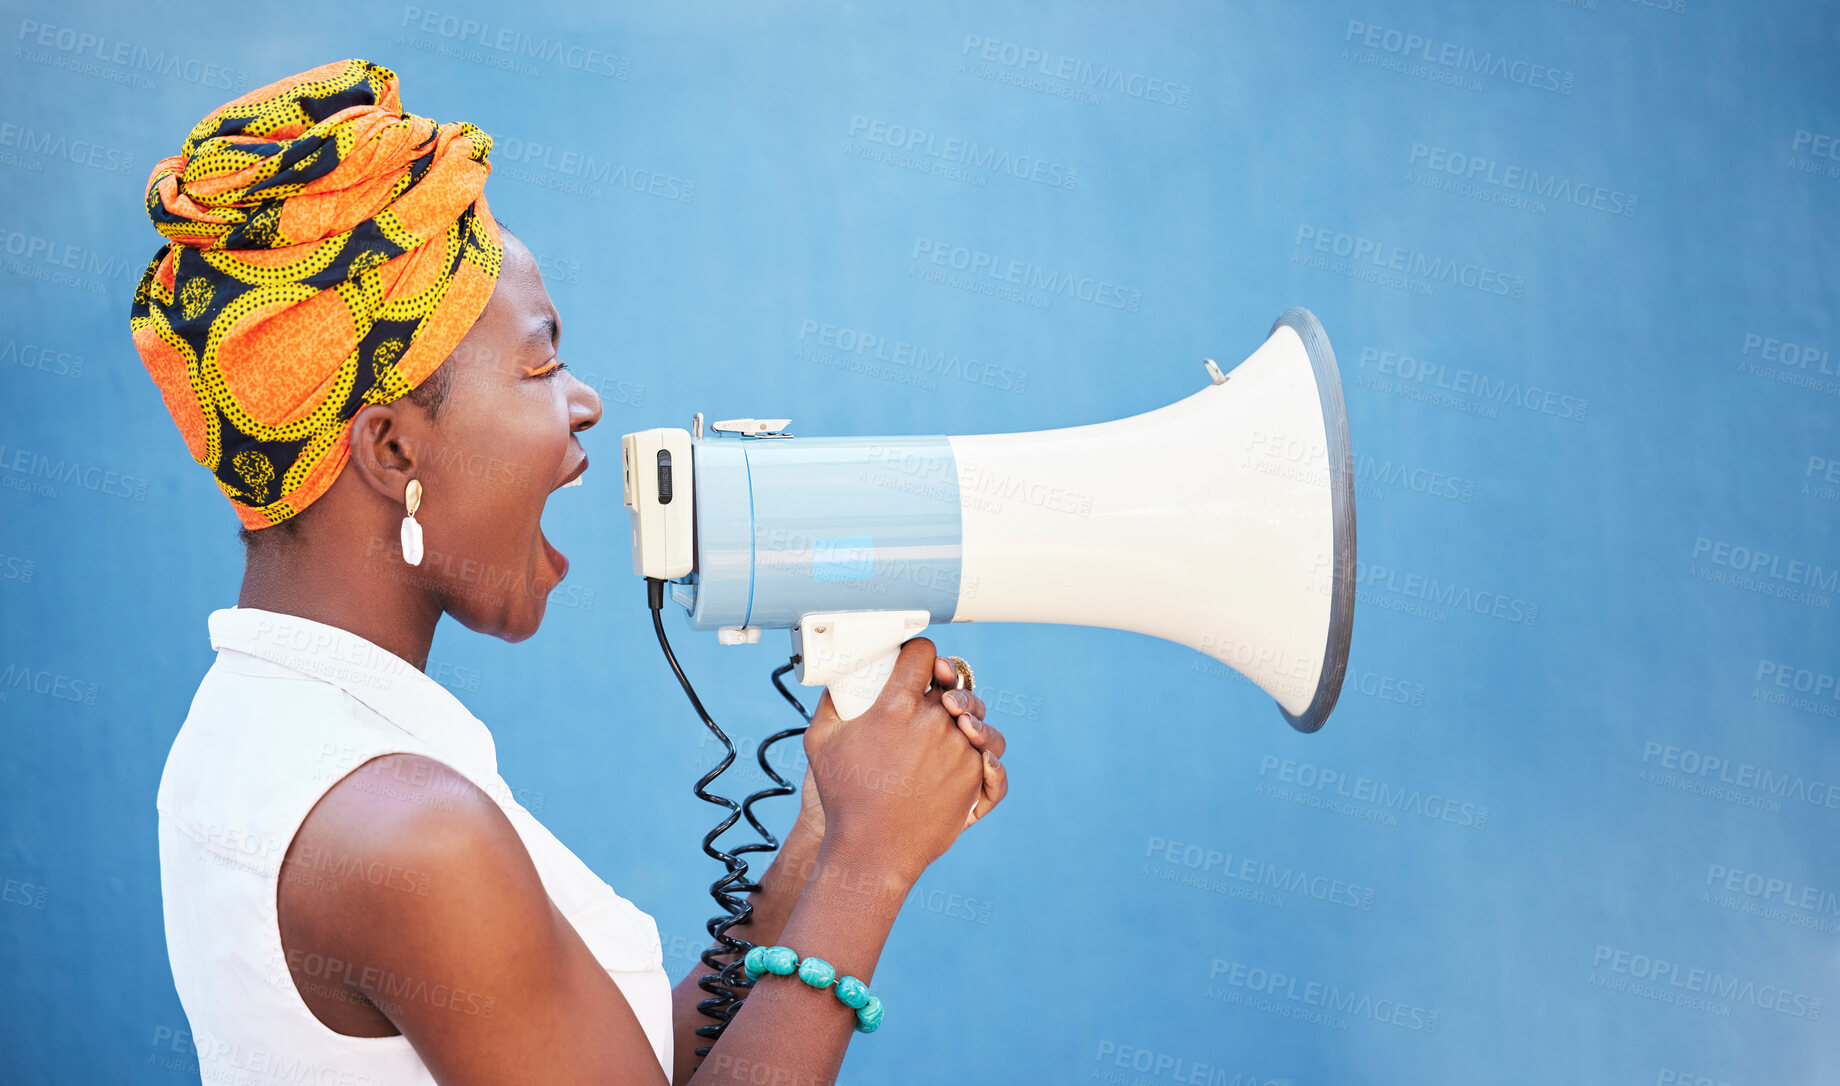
[{"left": 624, "top": 308, "right": 1355, "bottom": 732}]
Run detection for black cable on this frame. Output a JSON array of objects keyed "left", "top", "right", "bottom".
[
  {"left": 645, "top": 579, "right": 813, "bottom": 1058},
  {"left": 645, "top": 578, "right": 751, "bottom": 1055},
  {"left": 732, "top": 662, "right": 811, "bottom": 891}
]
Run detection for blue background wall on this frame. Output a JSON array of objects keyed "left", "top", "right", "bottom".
[{"left": 3, "top": 1, "right": 1837, "bottom": 1083}]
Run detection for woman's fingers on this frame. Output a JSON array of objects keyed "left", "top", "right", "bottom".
[
  {"left": 967, "top": 750, "right": 1009, "bottom": 826},
  {"left": 930, "top": 654, "right": 1005, "bottom": 825},
  {"left": 941, "top": 685, "right": 985, "bottom": 719},
  {"left": 931, "top": 658, "right": 987, "bottom": 712},
  {"left": 952, "top": 713, "right": 1005, "bottom": 760}
]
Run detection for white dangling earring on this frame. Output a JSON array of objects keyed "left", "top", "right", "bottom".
[{"left": 400, "top": 478, "right": 425, "bottom": 566}]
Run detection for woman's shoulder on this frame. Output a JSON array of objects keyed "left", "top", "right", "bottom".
[
  {"left": 282, "top": 751, "right": 535, "bottom": 912},
  {"left": 155, "top": 650, "right": 437, "bottom": 859}
]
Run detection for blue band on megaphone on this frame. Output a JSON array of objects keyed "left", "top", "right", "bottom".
[{"left": 681, "top": 435, "right": 964, "bottom": 630}]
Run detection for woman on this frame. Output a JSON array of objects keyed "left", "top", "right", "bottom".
[{"left": 136, "top": 59, "right": 1009, "bottom": 1086}]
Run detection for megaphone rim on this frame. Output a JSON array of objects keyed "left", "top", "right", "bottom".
[{"left": 1270, "top": 307, "right": 1356, "bottom": 734}]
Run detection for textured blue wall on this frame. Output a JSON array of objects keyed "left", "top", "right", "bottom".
[{"left": 2, "top": 1, "right": 1836, "bottom": 1083}]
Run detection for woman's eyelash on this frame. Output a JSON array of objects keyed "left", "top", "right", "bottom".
[{"left": 526, "top": 359, "right": 565, "bottom": 378}]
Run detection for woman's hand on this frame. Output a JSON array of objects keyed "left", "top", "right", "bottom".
[
  {"left": 935, "top": 663, "right": 1009, "bottom": 827},
  {"left": 789, "top": 653, "right": 1009, "bottom": 841},
  {"left": 799, "top": 638, "right": 1010, "bottom": 883}
]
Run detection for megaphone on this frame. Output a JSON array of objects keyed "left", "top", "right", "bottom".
[{"left": 621, "top": 307, "right": 1356, "bottom": 732}]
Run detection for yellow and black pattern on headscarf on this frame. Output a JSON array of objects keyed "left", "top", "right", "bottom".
[{"left": 129, "top": 58, "right": 503, "bottom": 529}]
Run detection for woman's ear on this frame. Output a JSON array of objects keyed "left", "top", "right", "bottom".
[{"left": 345, "top": 402, "right": 422, "bottom": 505}]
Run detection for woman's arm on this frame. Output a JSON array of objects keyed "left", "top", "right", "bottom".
[
  {"left": 278, "top": 753, "right": 674, "bottom": 1085},
  {"left": 668, "top": 658, "right": 1005, "bottom": 1085},
  {"left": 666, "top": 804, "right": 825, "bottom": 1085},
  {"left": 685, "top": 834, "right": 917, "bottom": 1086},
  {"left": 277, "top": 641, "right": 1006, "bottom": 1086}
]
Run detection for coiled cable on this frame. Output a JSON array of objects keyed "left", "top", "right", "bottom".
[{"left": 646, "top": 579, "right": 812, "bottom": 1058}]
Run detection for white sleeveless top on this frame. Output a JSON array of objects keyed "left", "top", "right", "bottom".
[{"left": 156, "top": 606, "right": 674, "bottom": 1084}]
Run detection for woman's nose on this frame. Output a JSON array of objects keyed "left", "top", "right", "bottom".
[{"left": 566, "top": 362, "right": 603, "bottom": 433}]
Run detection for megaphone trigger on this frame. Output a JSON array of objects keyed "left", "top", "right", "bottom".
[{"left": 791, "top": 610, "right": 932, "bottom": 721}]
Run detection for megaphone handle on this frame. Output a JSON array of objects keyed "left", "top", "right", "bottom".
[
  {"left": 792, "top": 610, "right": 982, "bottom": 821},
  {"left": 794, "top": 610, "right": 931, "bottom": 721},
  {"left": 825, "top": 656, "right": 899, "bottom": 721}
]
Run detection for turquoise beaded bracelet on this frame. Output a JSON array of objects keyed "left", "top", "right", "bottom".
[{"left": 743, "top": 945, "right": 884, "bottom": 1034}]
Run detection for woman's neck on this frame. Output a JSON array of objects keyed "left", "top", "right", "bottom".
[{"left": 237, "top": 534, "right": 444, "bottom": 673}]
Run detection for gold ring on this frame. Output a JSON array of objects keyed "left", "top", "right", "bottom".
[{"left": 943, "top": 655, "right": 974, "bottom": 692}]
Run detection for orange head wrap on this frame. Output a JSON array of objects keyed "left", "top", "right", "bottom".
[{"left": 129, "top": 58, "right": 502, "bottom": 529}]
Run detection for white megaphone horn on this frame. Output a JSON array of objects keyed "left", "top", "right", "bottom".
[{"left": 620, "top": 307, "right": 1356, "bottom": 732}]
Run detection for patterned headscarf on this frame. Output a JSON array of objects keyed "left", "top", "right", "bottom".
[{"left": 129, "top": 58, "right": 502, "bottom": 529}]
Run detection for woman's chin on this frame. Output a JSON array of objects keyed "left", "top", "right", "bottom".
[{"left": 539, "top": 528, "right": 569, "bottom": 584}]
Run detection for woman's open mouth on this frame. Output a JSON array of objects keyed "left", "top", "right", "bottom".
[{"left": 540, "top": 455, "right": 588, "bottom": 583}]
